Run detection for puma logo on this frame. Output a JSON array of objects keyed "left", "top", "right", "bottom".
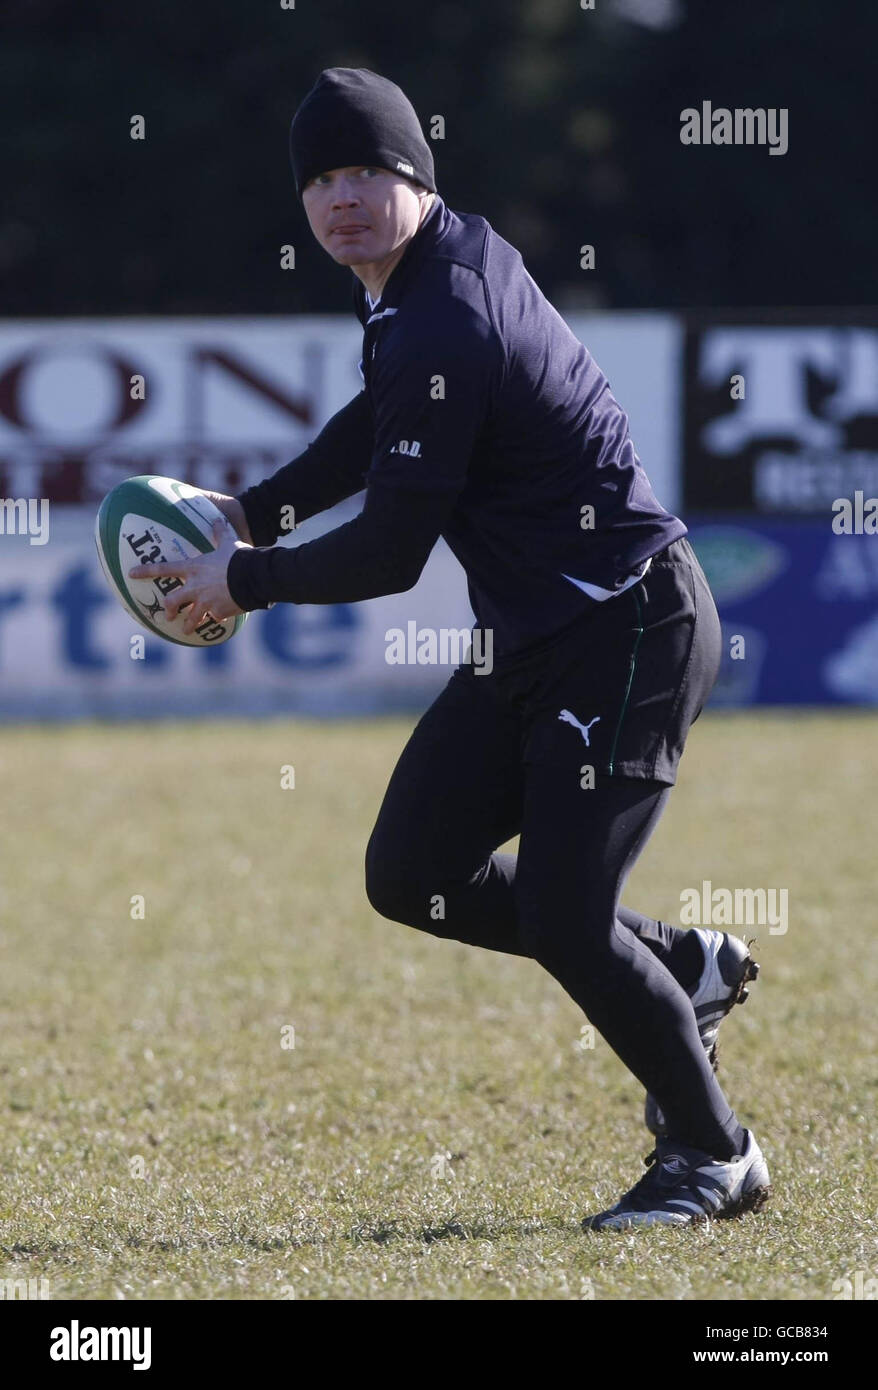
[{"left": 558, "top": 709, "right": 601, "bottom": 745}]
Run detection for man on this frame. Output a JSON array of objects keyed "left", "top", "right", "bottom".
[{"left": 130, "top": 67, "right": 769, "bottom": 1229}]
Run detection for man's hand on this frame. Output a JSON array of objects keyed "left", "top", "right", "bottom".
[
  {"left": 201, "top": 491, "right": 253, "bottom": 546},
  {"left": 128, "top": 518, "right": 248, "bottom": 635}
]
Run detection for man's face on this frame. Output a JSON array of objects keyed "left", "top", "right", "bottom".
[{"left": 302, "top": 165, "right": 428, "bottom": 270}]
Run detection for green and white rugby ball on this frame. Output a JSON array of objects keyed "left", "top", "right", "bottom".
[{"left": 94, "top": 475, "right": 248, "bottom": 646}]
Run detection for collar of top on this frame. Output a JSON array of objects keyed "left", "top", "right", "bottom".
[{"left": 357, "top": 194, "right": 447, "bottom": 321}]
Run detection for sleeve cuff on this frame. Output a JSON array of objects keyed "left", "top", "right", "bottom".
[
  {"left": 235, "top": 488, "right": 280, "bottom": 550},
  {"left": 227, "top": 547, "right": 278, "bottom": 613}
]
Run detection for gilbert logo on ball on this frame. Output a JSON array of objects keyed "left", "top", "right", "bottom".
[{"left": 94, "top": 475, "right": 248, "bottom": 646}]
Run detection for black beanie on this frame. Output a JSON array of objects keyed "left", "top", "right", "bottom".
[{"left": 289, "top": 68, "right": 436, "bottom": 199}]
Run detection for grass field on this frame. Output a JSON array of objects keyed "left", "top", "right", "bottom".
[{"left": 0, "top": 712, "right": 875, "bottom": 1301}]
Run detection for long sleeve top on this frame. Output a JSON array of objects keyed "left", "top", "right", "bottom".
[{"left": 227, "top": 194, "right": 686, "bottom": 659}]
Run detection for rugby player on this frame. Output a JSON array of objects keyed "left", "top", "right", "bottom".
[{"left": 131, "top": 68, "right": 769, "bottom": 1229}]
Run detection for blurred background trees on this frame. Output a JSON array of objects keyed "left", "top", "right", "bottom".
[{"left": 3, "top": 0, "right": 875, "bottom": 316}]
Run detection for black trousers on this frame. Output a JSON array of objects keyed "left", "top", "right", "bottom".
[{"left": 365, "top": 539, "right": 744, "bottom": 1158}]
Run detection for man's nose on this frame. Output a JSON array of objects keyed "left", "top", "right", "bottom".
[{"left": 331, "top": 180, "right": 360, "bottom": 205}]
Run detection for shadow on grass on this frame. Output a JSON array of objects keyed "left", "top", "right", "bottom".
[
  {"left": 346, "top": 1214, "right": 575, "bottom": 1245},
  {"left": 3, "top": 1212, "right": 578, "bottom": 1261}
]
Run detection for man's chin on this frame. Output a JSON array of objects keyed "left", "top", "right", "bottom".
[{"left": 329, "top": 244, "right": 368, "bottom": 265}]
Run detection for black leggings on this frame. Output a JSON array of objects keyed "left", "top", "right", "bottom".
[{"left": 365, "top": 661, "right": 745, "bottom": 1161}]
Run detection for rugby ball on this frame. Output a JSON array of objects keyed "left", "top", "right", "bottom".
[{"left": 94, "top": 475, "right": 248, "bottom": 646}]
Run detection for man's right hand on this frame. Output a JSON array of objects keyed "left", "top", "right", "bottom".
[{"left": 201, "top": 491, "right": 254, "bottom": 546}]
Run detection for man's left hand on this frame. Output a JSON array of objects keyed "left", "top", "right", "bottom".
[{"left": 129, "top": 518, "right": 248, "bottom": 635}]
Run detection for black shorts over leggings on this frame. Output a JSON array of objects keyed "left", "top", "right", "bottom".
[{"left": 487, "top": 535, "right": 723, "bottom": 786}]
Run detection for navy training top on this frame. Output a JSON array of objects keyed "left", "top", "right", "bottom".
[{"left": 228, "top": 193, "right": 687, "bottom": 659}]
